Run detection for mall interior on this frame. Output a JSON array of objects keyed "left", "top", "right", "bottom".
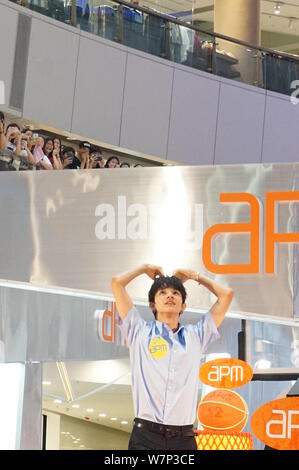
[{"left": 0, "top": 0, "right": 299, "bottom": 451}]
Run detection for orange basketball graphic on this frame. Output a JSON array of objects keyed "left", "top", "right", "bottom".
[{"left": 197, "top": 389, "right": 249, "bottom": 433}]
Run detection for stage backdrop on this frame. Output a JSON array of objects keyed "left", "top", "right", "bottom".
[{"left": 0, "top": 163, "right": 298, "bottom": 322}]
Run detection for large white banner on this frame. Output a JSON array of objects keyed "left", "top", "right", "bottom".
[{"left": 0, "top": 163, "right": 298, "bottom": 321}]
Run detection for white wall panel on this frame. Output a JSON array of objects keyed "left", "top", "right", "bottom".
[
  {"left": 0, "top": 3, "right": 18, "bottom": 113},
  {"left": 167, "top": 68, "right": 220, "bottom": 165},
  {"left": 215, "top": 82, "right": 266, "bottom": 165},
  {"left": 23, "top": 18, "right": 79, "bottom": 131},
  {"left": 120, "top": 52, "right": 173, "bottom": 158},
  {"left": 3, "top": 0, "right": 299, "bottom": 167},
  {"left": 262, "top": 92, "right": 299, "bottom": 163},
  {"left": 71, "top": 36, "right": 127, "bottom": 145}
]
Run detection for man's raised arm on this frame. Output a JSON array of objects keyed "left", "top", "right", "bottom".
[
  {"left": 173, "top": 269, "right": 233, "bottom": 328},
  {"left": 111, "top": 264, "right": 164, "bottom": 320}
]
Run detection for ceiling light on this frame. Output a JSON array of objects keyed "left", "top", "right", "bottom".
[
  {"left": 42, "top": 381, "right": 51, "bottom": 385},
  {"left": 274, "top": 3, "right": 281, "bottom": 15},
  {"left": 110, "top": 417, "right": 117, "bottom": 421},
  {"left": 86, "top": 408, "right": 94, "bottom": 413},
  {"left": 54, "top": 399, "right": 62, "bottom": 404},
  {"left": 98, "top": 413, "right": 106, "bottom": 417},
  {"left": 72, "top": 404, "right": 80, "bottom": 408},
  {"left": 121, "top": 420, "right": 128, "bottom": 425},
  {"left": 80, "top": 445, "right": 85, "bottom": 448}
]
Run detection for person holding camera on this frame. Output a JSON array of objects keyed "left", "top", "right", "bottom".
[
  {"left": 33, "top": 136, "right": 53, "bottom": 170},
  {"left": 76, "top": 141, "right": 92, "bottom": 169},
  {"left": 5, "top": 123, "right": 22, "bottom": 157},
  {"left": 61, "top": 146, "right": 78, "bottom": 169},
  {"left": 89, "top": 147, "right": 105, "bottom": 169},
  {"left": 20, "top": 133, "right": 35, "bottom": 166}
]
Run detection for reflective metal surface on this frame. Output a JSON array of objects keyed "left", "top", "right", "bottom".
[
  {"left": 20, "top": 362, "right": 42, "bottom": 450},
  {"left": 0, "top": 163, "right": 298, "bottom": 321}
]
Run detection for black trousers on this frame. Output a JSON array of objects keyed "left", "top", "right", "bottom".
[{"left": 128, "top": 419, "right": 197, "bottom": 451}]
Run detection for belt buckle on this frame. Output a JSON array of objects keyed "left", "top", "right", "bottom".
[{"left": 165, "top": 427, "right": 179, "bottom": 438}]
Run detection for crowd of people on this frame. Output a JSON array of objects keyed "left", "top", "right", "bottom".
[{"left": 0, "top": 112, "right": 143, "bottom": 170}]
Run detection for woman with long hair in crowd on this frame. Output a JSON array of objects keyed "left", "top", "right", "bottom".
[
  {"left": 52, "top": 137, "right": 63, "bottom": 169},
  {"left": 43, "top": 137, "right": 62, "bottom": 170}
]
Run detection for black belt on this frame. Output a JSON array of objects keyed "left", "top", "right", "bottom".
[{"left": 134, "top": 418, "right": 195, "bottom": 438}]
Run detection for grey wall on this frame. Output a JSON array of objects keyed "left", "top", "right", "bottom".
[{"left": 1, "top": 0, "right": 299, "bottom": 165}]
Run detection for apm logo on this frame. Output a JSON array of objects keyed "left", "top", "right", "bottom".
[
  {"left": 199, "top": 358, "right": 253, "bottom": 389},
  {"left": 251, "top": 397, "right": 299, "bottom": 450},
  {"left": 95, "top": 302, "right": 126, "bottom": 346},
  {"left": 0, "top": 80, "right": 5, "bottom": 105}
]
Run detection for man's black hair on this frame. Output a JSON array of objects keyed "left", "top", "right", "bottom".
[
  {"left": 148, "top": 276, "right": 187, "bottom": 319},
  {"left": 62, "top": 146, "right": 75, "bottom": 156}
]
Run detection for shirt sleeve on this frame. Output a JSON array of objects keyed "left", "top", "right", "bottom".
[
  {"left": 194, "top": 311, "right": 221, "bottom": 353},
  {"left": 118, "top": 305, "right": 145, "bottom": 347}
]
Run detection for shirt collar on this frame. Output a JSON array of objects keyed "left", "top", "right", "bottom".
[{"left": 154, "top": 319, "right": 185, "bottom": 335}]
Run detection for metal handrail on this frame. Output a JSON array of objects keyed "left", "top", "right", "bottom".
[
  {"left": 10, "top": 0, "right": 299, "bottom": 63},
  {"left": 112, "top": 0, "right": 299, "bottom": 63}
]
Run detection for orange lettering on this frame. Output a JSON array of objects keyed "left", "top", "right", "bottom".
[
  {"left": 202, "top": 193, "right": 260, "bottom": 274},
  {"left": 101, "top": 303, "right": 118, "bottom": 342},
  {"left": 265, "top": 191, "right": 299, "bottom": 274}
]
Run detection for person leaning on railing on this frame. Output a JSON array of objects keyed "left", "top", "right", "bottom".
[{"left": 19, "top": 132, "right": 35, "bottom": 166}]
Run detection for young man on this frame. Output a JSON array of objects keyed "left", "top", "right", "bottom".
[{"left": 111, "top": 264, "right": 233, "bottom": 450}]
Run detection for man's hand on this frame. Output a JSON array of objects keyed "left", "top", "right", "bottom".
[
  {"left": 172, "top": 269, "right": 197, "bottom": 284},
  {"left": 111, "top": 264, "right": 164, "bottom": 320},
  {"left": 144, "top": 264, "right": 164, "bottom": 280}
]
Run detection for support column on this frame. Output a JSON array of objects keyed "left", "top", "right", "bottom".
[
  {"left": 214, "top": 0, "right": 261, "bottom": 85},
  {"left": 20, "top": 362, "right": 43, "bottom": 450}
]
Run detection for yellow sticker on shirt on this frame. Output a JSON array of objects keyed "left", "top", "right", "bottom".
[{"left": 149, "top": 336, "right": 169, "bottom": 359}]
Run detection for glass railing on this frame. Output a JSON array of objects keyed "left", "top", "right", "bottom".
[{"left": 9, "top": 0, "right": 299, "bottom": 97}]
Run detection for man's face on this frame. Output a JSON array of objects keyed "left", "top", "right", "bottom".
[{"left": 152, "top": 287, "right": 186, "bottom": 318}]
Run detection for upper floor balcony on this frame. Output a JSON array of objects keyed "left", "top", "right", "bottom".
[{"left": 7, "top": 0, "right": 299, "bottom": 98}]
